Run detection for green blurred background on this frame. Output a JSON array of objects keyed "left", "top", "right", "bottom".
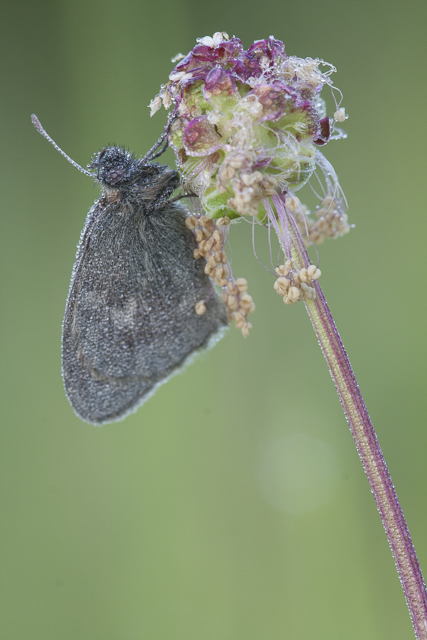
[{"left": 1, "top": 0, "right": 427, "bottom": 638}]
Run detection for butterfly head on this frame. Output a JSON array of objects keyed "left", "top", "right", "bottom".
[{"left": 89, "top": 146, "right": 179, "bottom": 202}]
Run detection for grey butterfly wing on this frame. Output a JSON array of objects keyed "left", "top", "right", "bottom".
[{"left": 62, "top": 199, "right": 227, "bottom": 424}]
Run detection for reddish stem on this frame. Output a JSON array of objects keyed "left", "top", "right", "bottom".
[{"left": 286, "top": 211, "right": 427, "bottom": 638}]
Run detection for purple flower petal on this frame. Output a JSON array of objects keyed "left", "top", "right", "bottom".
[
  {"left": 233, "top": 52, "right": 263, "bottom": 81},
  {"left": 180, "top": 67, "right": 210, "bottom": 90},
  {"left": 170, "top": 37, "right": 244, "bottom": 80},
  {"left": 191, "top": 43, "right": 217, "bottom": 62},
  {"left": 172, "top": 51, "right": 195, "bottom": 74},
  {"left": 182, "top": 116, "right": 223, "bottom": 156},
  {"left": 212, "top": 38, "right": 243, "bottom": 62},
  {"left": 189, "top": 37, "right": 243, "bottom": 65},
  {"left": 204, "top": 67, "right": 238, "bottom": 98},
  {"left": 248, "top": 36, "right": 286, "bottom": 62},
  {"left": 230, "top": 58, "right": 250, "bottom": 80},
  {"left": 233, "top": 36, "right": 287, "bottom": 82},
  {"left": 253, "top": 82, "right": 294, "bottom": 121}
]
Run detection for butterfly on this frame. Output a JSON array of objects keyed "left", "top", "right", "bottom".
[{"left": 32, "top": 115, "right": 227, "bottom": 424}]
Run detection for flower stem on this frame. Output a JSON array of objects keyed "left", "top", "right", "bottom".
[{"left": 288, "top": 213, "right": 427, "bottom": 638}]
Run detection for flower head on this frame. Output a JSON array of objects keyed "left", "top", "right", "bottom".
[
  {"left": 153, "top": 33, "right": 347, "bottom": 219},
  {"left": 151, "top": 34, "right": 351, "bottom": 334}
]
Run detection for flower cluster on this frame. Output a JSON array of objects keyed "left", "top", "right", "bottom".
[
  {"left": 150, "top": 33, "right": 351, "bottom": 334},
  {"left": 151, "top": 32, "right": 348, "bottom": 225}
]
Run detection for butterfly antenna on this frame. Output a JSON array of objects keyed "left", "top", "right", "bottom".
[{"left": 31, "top": 114, "right": 94, "bottom": 178}]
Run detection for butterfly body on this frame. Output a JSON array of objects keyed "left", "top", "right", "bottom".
[{"left": 62, "top": 147, "right": 227, "bottom": 424}]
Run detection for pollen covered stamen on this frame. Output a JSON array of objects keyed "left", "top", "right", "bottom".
[
  {"left": 195, "top": 301, "right": 206, "bottom": 315},
  {"left": 227, "top": 172, "right": 278, "bottom": 217},
  {"left": 273, "top": 261, "right": 321, "bottom": 304},
  {"left": 187, "top": 215, "right": 255, "bottom": 336},
  {"left": 286, "top": 194, "right": 350, "bottom": 245},
  {"left": 216, "top": 150, "right": 278, "bottom": 216}
]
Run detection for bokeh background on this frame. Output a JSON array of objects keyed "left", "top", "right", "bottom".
[{"left": 1, "top": 0, "right": 427, "bottom": 638}]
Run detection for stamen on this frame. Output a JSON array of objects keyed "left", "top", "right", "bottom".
[
  {"left": 195, "top": 301, "right": 206, "bottom": 315},
  {"left": 189, "top": 214, "right": 255, "bottom": 336}
]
